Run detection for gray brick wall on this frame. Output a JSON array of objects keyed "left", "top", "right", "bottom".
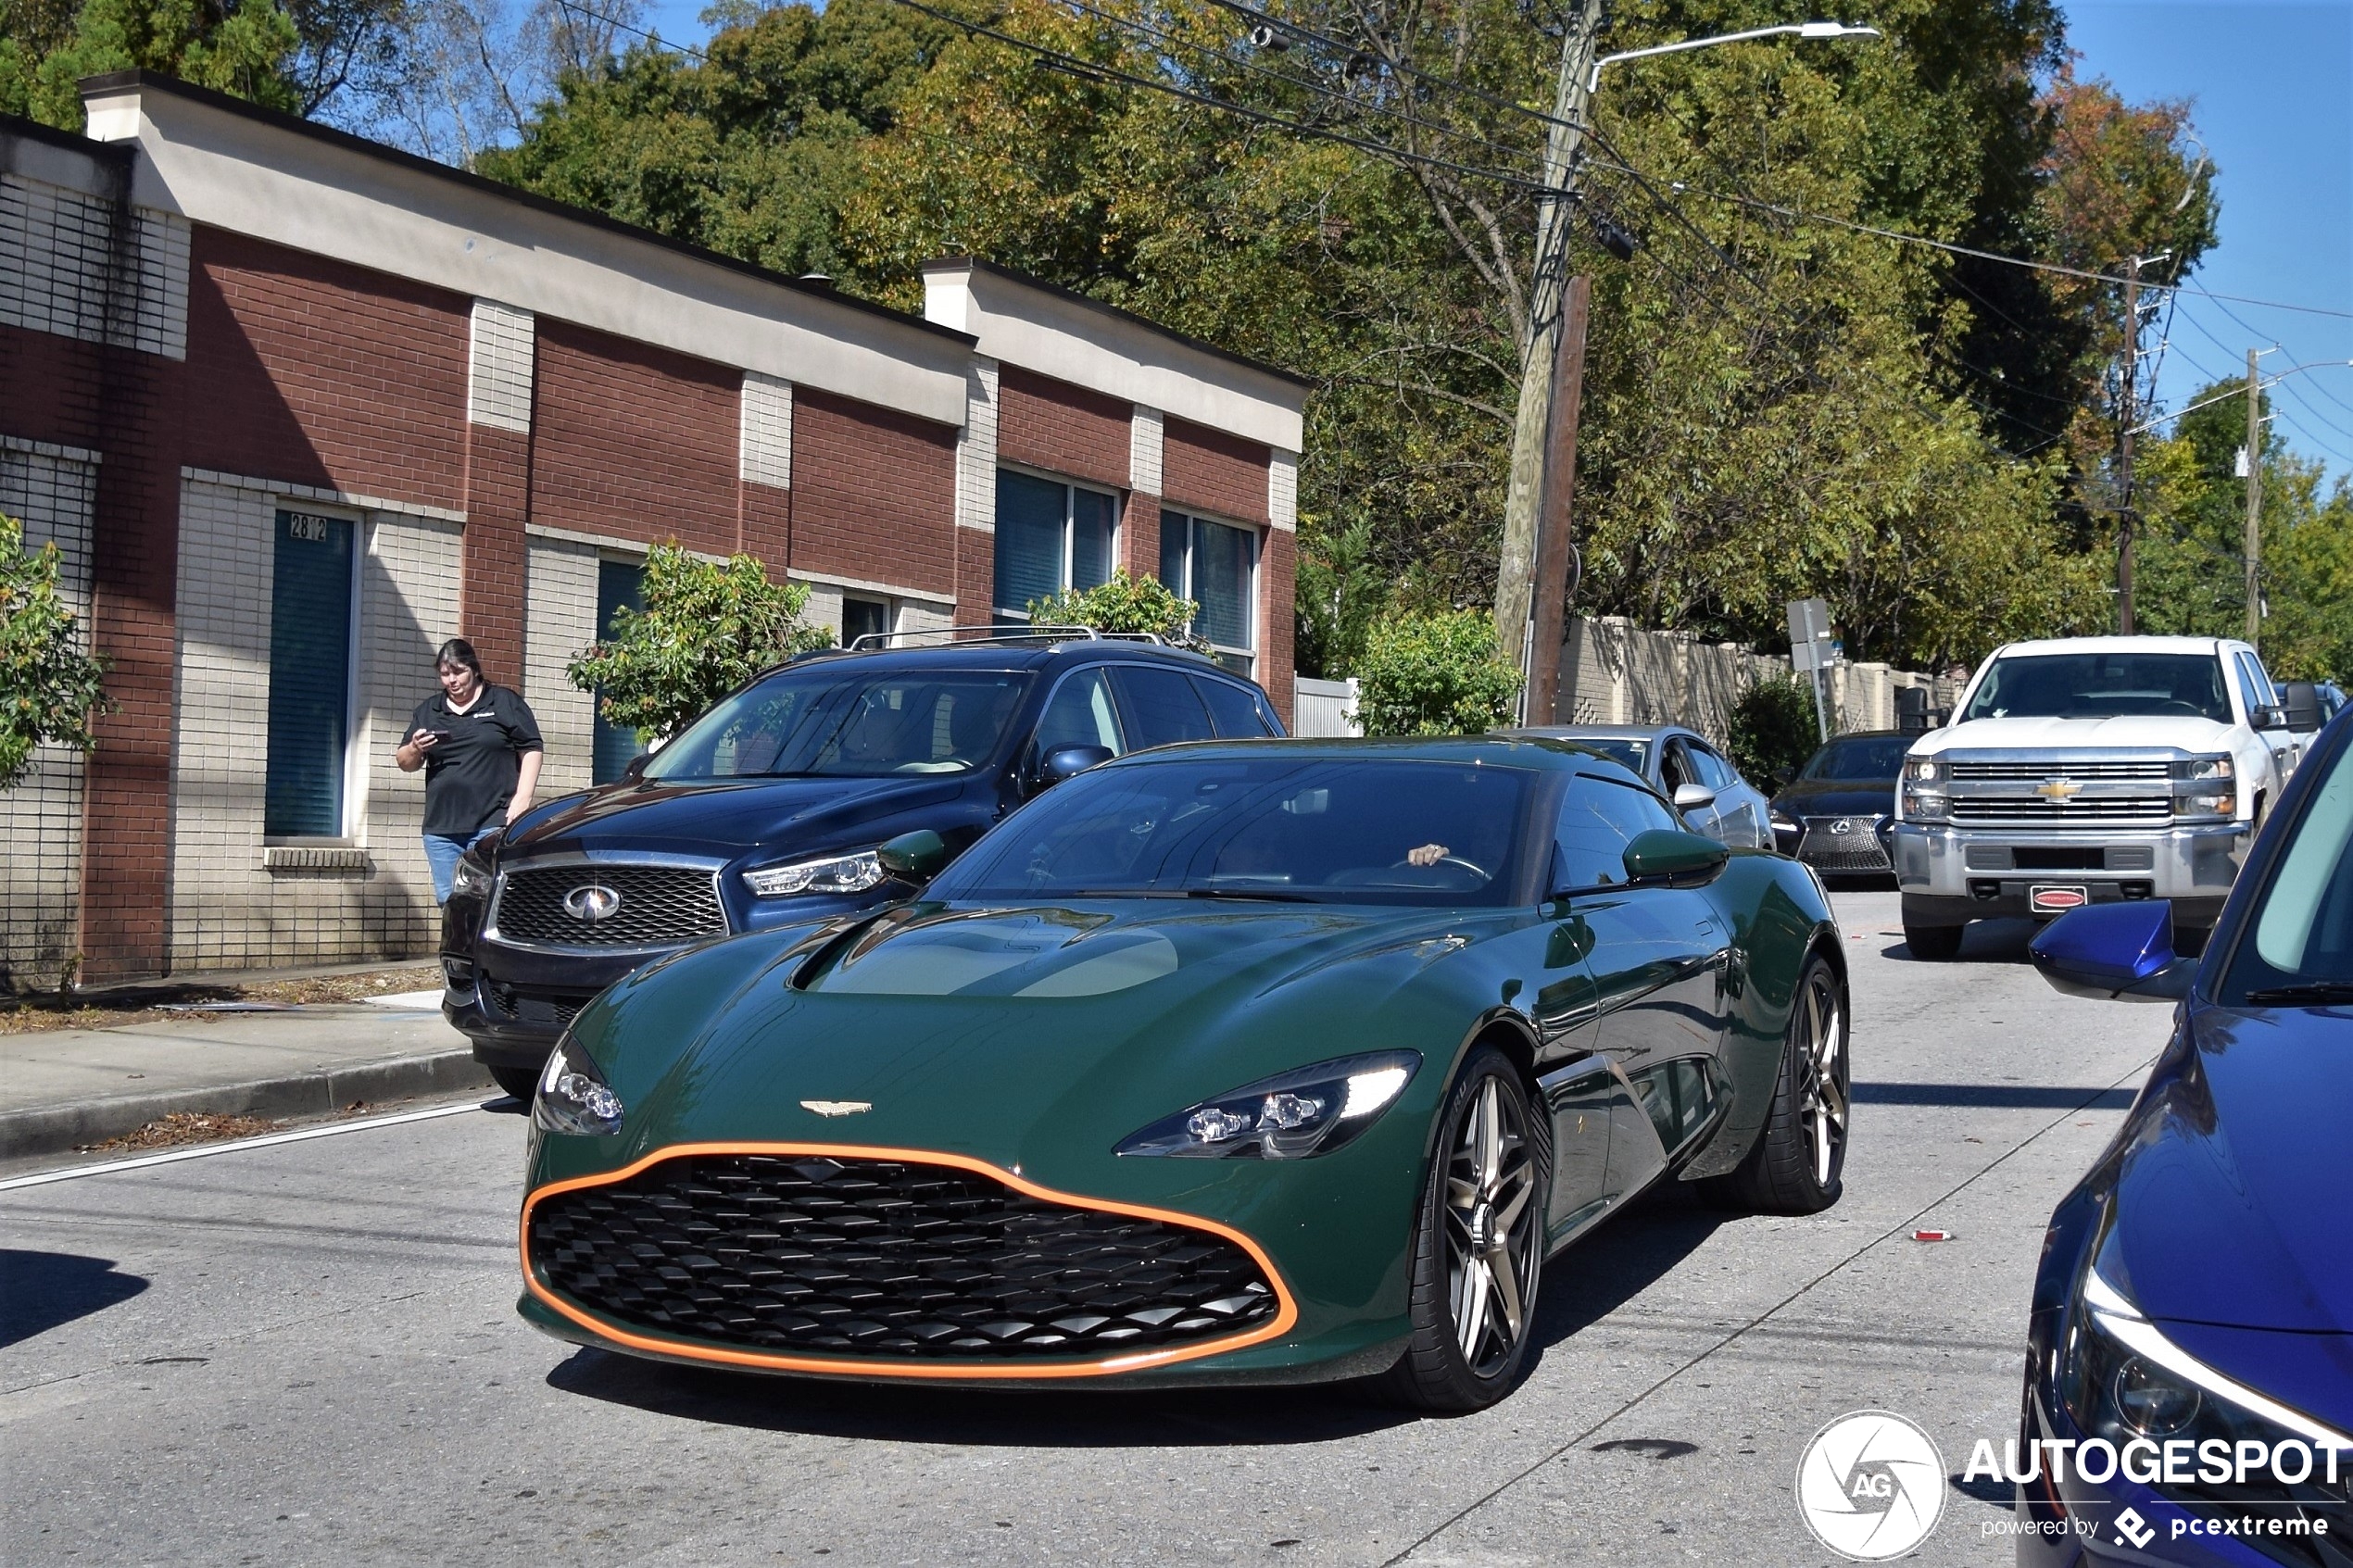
[
  {"left": 522, "top": 535, "right": 602, "bottom": 799},
  {"left": 0, "top": 172, "right": 189, "bottom": 359}
]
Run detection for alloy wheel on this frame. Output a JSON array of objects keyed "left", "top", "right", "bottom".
[
  {"left": 1793, "top": 969, "right": 1849, "bottom": 1189},
  {"left": 1443, "top": 1074, "right": 1540, "bottom": 1378}
]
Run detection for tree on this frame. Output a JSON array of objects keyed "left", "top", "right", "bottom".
[
  {"left": 565, "top": 545, "right": 831, "bottom": 744},
  {"left": 1028, "top": 569, "right": 1202, "bottom": 646},
  {"left": 1728, "top": 674, "right": 1818, "bottom": 792},
  {"left": 1354, "top": 609, "right": 1522, "bottom": 736},
  {"left": 0, "top": 514, "right": 110, "bottom": 792},
  {"left": 3, "top": 0, "right": 301, "bottom": 128}
]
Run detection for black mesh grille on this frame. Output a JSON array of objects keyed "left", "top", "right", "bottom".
[
  {"left": 530, "top": 1153, "right": 1280, "bottom": 1361},
  {"left": 1796, "top": 819, "right": 1892, "bottom": 872},
  {"left": 493, "top": 864, "right": 726, "bottom": 947},
  {"left": 486, "top": 983, "right": 595, "bottom": 1031}
]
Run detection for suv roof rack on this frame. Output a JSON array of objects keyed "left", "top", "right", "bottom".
[{"left": 845, "top": 623, "right": 1170, "bottom": 653}]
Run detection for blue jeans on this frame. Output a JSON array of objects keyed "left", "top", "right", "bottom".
[{"left": 423, "top": 827, "right": 498, "bottom": 905}]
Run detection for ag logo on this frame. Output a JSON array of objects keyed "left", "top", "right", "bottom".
[
  {"left": 562, "top": 884, "right": 622, "bottom": 922},
  {"left": 1795, "top": 1411, "right": 1945, "bottom": 1561}
]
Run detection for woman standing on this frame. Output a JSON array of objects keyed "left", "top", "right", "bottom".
[{"left": 398, "top": 638, "right": 545, "bottom": 903}]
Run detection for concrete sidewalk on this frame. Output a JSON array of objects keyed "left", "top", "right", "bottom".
[{"left": 0, "top": 996, "right": 497, "bottom": 1160}]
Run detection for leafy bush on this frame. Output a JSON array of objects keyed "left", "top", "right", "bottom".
[
  {"left": 567, "top": 545, "right": 830, "bottom": 744},
  {"left": 1355, "top": 609, "right": 1523, "bottom": 737},
  {"left": 1029, "top": 570, "right": 1202, "bottom": 646},
  {"left": 1730, "top": 673, "right": 1821, "bottom": 789},
  {"left": 0, "top": 512, "right": 109, "bottom": 791}
]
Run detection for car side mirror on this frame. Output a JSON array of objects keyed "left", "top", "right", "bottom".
[
  {"left": 1036, "top": 744, "right": 1114, "bottom": 790},
  {"left": 2028, "top": 901, "right": 2193, "bottom": 1002},
  {"left": 876, "top": 828, "right": 949, "bottom": 883},
  {"left": 2281, "top": 683, "right": 2325, "bottom": 734},
  {"left": 2252, "top": 705, "right": 2289, "bottom": 732},
  {"left": 1671, "top": 783, "right": 1717, "bottom": 813},
  {"left": 1622, "top": 828, "right": 1729, "bottom": 885}
]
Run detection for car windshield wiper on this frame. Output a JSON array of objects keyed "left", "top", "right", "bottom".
[
  {"left": 1186, "top": 886, "right": 1314, "bottom": 903},
  {"left": 2243, "top": 982, "right": 2353, "bottom": 1006}
]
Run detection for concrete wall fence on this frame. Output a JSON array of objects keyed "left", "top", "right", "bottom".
[{"left": 1, "top": 75, "right": 1310, "bottom": 985}]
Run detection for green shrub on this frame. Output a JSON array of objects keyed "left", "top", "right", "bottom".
[
  {"left": 1029, "top": 570, "right": 1202, "bottom": 646},
  {"left": 1730, "top": 673, "right": 1821, "bottom": 788},
  {"left": 567, "top": 545, "right": 831, "bottom": 743},
  {"left": 0, "top": 512, "right": 109, "bottom": 791},
  {"left": 1355, "top": 609, "right": 1524, "bottom": 737}
]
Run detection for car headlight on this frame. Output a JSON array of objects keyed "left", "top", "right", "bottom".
[
  {"left": 741, "top": 848, "right": 886, "bottom": 898},
  {"left": 1902, "top": 783, "right": 1950, "bottom": 822},
  {"left": 2171, "top": 755, "right": 2234, "bottom": 782},
  {"left": 1905, "top": 757, "right": 1941, "bottom": 783},
  {"left": 534, "top": 1033, "right": 624, "bottom": 1136},
  {"left": 1769, "top": 812, "right": 1799, "bottom": 835},
  {"left": 1115, "top": 1050, "right": 1420, "bottom": 1160},
  {"left": 2175, "top": 791, "right": 2235, "bottom": 822},
  {"left": 2060, "top": 1236, "right": 2352, "bottom": 1495},
  {"left": 451, "top": 853, "right": 493, "bottom": 897}
]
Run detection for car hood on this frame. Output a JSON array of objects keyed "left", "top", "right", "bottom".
[
  {"left": 1772, "top": 780, "right": 1896, "bottom": 818},
  {"left": 2108, "top": 1003, "right": 2353, "bottom": 1337},
  {"left": 503, "top": 774, "right": 970, "bottom": 860},
  {"left": 1913, "top": 715, "right": 2236, "bottom": 755},
  {"left": 576, "top": 898, "right": 1504, "bottom": 1178}
]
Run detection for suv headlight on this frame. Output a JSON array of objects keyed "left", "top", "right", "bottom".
[
  {"left": 534, "top": 1034, "right": 624, "bottom": 1136},
  {"left": 451, "top": 853, "right": 493, "bottom": 897},
  {"left": 1115, "top": 1051, "right": 1420, "bottom": 1160},
  {"left": 741, "top": 848, "right": 886, "bottom": 898}
]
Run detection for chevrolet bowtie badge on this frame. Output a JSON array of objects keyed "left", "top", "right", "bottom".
[{"left": 2036, "top": 778, "right": 2082, "bottom": 801}]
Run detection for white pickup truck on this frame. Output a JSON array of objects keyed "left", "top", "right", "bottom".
[{"left": 1889, "top": 635, "right": 2309, "bottom": 959}]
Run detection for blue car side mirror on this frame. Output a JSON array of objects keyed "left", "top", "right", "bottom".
[{"left": 2028, "top": 901, "right": 2194, "bottom": 1003}]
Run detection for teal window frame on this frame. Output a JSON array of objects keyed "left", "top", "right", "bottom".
[{"left": 263, "top": 507, "right": 360, "bottom": 841}]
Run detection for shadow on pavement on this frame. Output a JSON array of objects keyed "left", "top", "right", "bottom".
[
  {"left": 1883, "top": 917, "right": 2039, "bottom": 965},
  {"left": 1526, "top": 1182, "right": 1727, "bottom": 1359},
  {"left": 545, "top": 1348, "right": 1414, "bottom": 1446},
  {"left": 0, "top": 1250, "right": 149, "bottom": 1348},
  {"left": 1851, "top": 1083, "right": 2137, "bottom": 1110}
]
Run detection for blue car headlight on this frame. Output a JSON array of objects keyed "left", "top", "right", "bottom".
[
  {"left": 533, "top": 1033, "right": 624, "bottom": 1137},
  {"left": 1115, "top": 1051, "right": 1420, "bottom": 1160},
  {"left": 450, "top": 851, "right": 493, "bottom": 898},
  {"left": 741, "top": 848, "right": 887, "bottom": 898}
]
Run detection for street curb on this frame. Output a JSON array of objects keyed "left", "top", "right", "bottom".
[{"left": 0, "top": 1049, "right": 498, "bottom": 1161}]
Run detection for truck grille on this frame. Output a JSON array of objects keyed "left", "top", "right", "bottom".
[
  {"left": 529, "top": 1152, "right": 1281, "bottom": 1362},
  {"left": 1948, "top": 760, "right": 2171, "bottom": 780},
  {"left": 1796, "top": 819, "right": 1892, "bottom": 872},
  {"left": 1949, "top": 797, "right": 2171, "bottom": 823},
  {"left": 491, "top": 863, "right": 726, "bottom": 948}
]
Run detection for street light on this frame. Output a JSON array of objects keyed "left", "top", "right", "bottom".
[{"left": 1589, "top": 22, "right": 1882, "bottom": 92}]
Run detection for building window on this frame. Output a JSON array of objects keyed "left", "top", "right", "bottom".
[
  {"left": 264, "top": 508, "right": 357, "bottom": 838},
  {"left": 996, "top": 470, "right": 1115, "bottom": 620},
  {"left": 842, "top": 596, "right": 889, "bottom": 648},
  {"left": 1159, "top": 510, "right": 1257, "bottom": 674},
  {"left": 591, "top": 558, "right": 645, "bottom": 785}
]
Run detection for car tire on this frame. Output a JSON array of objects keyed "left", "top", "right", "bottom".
[
  {"left": 1378, "top": 1045, "right": 1550, "bottom": 1413},
  {"left": 1700, "top": 956, "right": 1848, "bottom": 1215},
  {"left": 1903, "top": 922, "right": 1964, "bottom": 960},
  {"left": 489, "top": 1064, "right": 541, "bottom": 1102}
]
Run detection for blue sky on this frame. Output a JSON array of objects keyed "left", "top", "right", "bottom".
[{"left": 631, "top": 0, "right": 2353, "bottom": 476}]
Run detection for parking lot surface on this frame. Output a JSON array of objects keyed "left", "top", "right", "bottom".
[{"left": 1, "top": 891, "right": 2169, "bottom": 1565}]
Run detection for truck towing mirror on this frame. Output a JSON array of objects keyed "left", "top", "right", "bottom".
[{"left": 2281, "top": 683, "right": 2325, "bottom": 734}]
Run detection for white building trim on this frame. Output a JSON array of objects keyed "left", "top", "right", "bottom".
[
  {"left": 955, "top": 358, "right": 1000, "bottom": 535},
  {"left": 1129, "top": 405, "right": 1164, "bottom": 496},
  {"left": 1267, "top": 448, "right": 1298, "bottom": 533},
  {"left": 739, "top": 371, "right": 793, "bottom": 490},
  {"left": 467, "top": 299, "right": 535, "bottom": 432}
]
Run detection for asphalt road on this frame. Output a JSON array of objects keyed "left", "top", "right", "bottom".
[{"left": 0, "top": 890, "right": 2173, "bottom": 1567}]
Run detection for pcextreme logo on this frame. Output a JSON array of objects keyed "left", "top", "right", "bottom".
[{"left": 1795, "top": 1411, "right": 1947, "bottom": 1561}]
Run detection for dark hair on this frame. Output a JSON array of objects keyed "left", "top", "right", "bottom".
[{"left": 435, "top": 638, "right": 484, "bottom": 681}]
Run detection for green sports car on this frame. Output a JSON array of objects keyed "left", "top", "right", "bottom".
[{"left": 519, "top": 737, "right": 1851, "bottom": 1411}]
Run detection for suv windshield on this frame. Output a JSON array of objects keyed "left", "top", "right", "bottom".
[
  {"left": 2222, "top": 738, "right": 2353, "bottom": 1000},
  {"left": 643, "top": 666, "right": 1034, "bottom": 780},
  {"left": 1960, "top": 653, "right": 2232, "bottom": 724},
  {"left": 1803, "top": 736, "right": 1914, "bottom": 781},
  {"left": 933, "top": 757, "right": 1535, "bottom": 907}
]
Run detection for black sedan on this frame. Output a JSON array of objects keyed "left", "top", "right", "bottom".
[{"left": 1768, "top": 731, "right": 1914, "bottom": 878}]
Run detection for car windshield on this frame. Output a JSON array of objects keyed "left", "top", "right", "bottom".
[
  {"left": 1803, "top": 737, "right": 1914, "bottom": 781},
  {"left": 1563, "top": 738, "right": 1647, "bottom": 772},
  {"left": 1959, "top": 653, "right": 2231, "bottom": 724},
  {"left": 643, "top": 666, "right": 1034, "bottom": 780},
  {"left": 2221, "top": 739, "right": 2353, "bottom": 1000},
  {"left": 933, "top": 757, "right": 1536, "bottom": 907}
]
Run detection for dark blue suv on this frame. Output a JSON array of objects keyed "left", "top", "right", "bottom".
[{"left": 441, "top": 631, "right": 1286, "bottom": 1097}]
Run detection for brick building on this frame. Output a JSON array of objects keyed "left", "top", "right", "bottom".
[{"left": 0, "top": 73, "right": 1309, "bottom": 985}]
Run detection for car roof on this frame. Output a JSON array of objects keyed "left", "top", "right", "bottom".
[
  {"left": 1988, "top": 635, "right": 2240, "bottom": 658},
  {"left": 1499, "top": 723, "right": 1689, "bottom": 741},
  {"left": 1098, "top": 734, "right": 1627, "bottom": 773},
  {"left": 773, "top": 639, "right": 1243, "bottom": 679}
]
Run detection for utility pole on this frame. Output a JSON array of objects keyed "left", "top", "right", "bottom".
[
  {"left": 2116, "top": 255, "right": 2141, "bottom": 634},
  {"left": 1523, "top": 275, "right": 1592, "bottom": 724},
  {"left": 1492, "top": 0, "right": 1607, "bottom": 713},
  {"left": 2245, "top": 346, "right": 2263, "bottom": 646}
]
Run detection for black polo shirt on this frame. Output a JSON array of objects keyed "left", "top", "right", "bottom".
[{"left": 409, "top": 684, "right": 544, "bottom": 835}]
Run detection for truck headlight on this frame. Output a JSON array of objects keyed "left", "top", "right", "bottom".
[
  {"left": 1902, "top": 784, "right": 1950, "bottom": 822},
  {"left": 741, "top": 848, "right": 886, "bottom": 898},
  {"left": 1905, "top": 758, "right": 1941, "bottom": 783},
  {"left": 2171, "top": 756, "right": 2234, "bottom": 782},
  {"left": 2176, "top": 791, "right": 2234, "bottom": 822}
]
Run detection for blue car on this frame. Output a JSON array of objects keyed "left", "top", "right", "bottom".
[{"left": 2018, "top": 707, "right": 2353, "bottom": 1564}]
